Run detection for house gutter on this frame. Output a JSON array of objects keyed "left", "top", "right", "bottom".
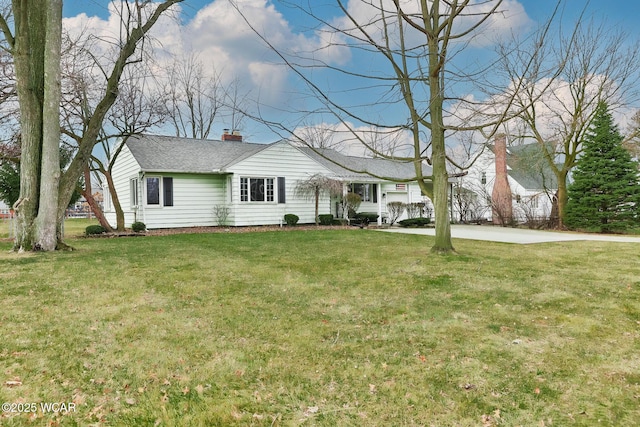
[{"left": 138, "top": 171, "right": 144, "bottom": 225}]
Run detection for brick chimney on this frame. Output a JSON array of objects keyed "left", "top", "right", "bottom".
[
  {"left": 492, "top": 133, "right": 512, "bottom": 225},
  {"left": 221, "top": 129, "right": 242, "bottom": 142}
]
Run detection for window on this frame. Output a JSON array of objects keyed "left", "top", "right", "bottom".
[
  {"left": 146, "top": 177, "right": 160, "bottom": 205},
  {"left": 240, "top": 177, "right": 275, "bottom": 202},
  {"left": 130, "top": 179, "right": 139, "bottom": 208},
  {"left": 349, "top": 183, "right": 377, "bottom": 203},
  {"left": 163, "top": 177, "right": 173, "bottom": 207}
]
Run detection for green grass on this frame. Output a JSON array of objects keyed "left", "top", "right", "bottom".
[
  {"left": 1, "top": 229, "right": 639, "bottom": 426},
  {"left": 0, "top": 218, "right": 98, "bottom": 240}
]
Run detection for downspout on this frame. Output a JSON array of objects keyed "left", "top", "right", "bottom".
[
  {"left": 449, "top": 182, "right": 454, "bottom": 223},
  {"left": 139, "top": 171, "right": 145, "bottom": 225},
  {"left": 343, "top": 182, "right": 349, "bottom": 223},
  {"left": 377, "top": 182, "right": 382, "bottom": 226}
]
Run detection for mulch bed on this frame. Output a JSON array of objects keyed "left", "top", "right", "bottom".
[
  {"left": 3, "top": 224, "right": 378, "bottom": 242},
  {"left": 85, "top": 224, "right": 364, "bottom": 238},
  {"left": 144, "top": 224, "right": 353, "bottom": 236}
]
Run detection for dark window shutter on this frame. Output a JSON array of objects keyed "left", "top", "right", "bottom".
[
  {"left": 163, "top": 177, "right": 173, "bottom": 206},
  {"left": 277, "top": 177, "right": 286, "bottom": 203},
  {"left": 372, "top": 184, "right": 378, "bottom": 203}
]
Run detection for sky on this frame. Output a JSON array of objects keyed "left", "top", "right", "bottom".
[{"left": 60, "top": 1, "right": 640, "bottom": 148}]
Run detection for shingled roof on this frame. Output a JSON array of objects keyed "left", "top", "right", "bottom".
[
  {"left": 299, "top": 147, "right": 434, "bottom": 182},
  {"left": 124, "top": 134, "right": 271, "bottom": 173},
  {"left": 488, "top": 142, "right": 558, "bottom": 190},
  {"left": 123, "top": 134, "right": 436, "bottom": 183}
]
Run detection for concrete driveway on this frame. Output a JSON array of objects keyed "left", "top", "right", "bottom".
[{"left": 377, "top": 224, "right": 640, "bottom": 244}]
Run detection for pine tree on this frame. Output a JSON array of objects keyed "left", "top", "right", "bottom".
[{"left": 565, "top": 102, "right": 640, "bottom": 232}]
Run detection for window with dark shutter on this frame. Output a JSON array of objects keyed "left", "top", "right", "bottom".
[
  {"left": 146, "top": 177, "right": 160, "bottom": 205},
  {"left": 277, "top": 177, "right": 286, "bottom": 203},
  {"left": 163, "top": 177, "right": 173, "bottom": 206}
]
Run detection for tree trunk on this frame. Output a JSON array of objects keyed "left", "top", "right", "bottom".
[
  {"left": 12, "top": 0, "right": 46, "bottom": 251},
  {"left": 314, "top": 186, "right": 319, "bottom": 225},
  {"left": 431, "top": 145, "right": 453, "bottom": 253},
  {"left": 35, "top": 0, "right": 62, "bottom": 251},
  {"left": 427, "top": 7, "right": 454, "bottom": 254},
  {"left": 104, "top": 169, "right": 125, "bottom": 231},
  {"left": 555, "top": 173, "right": 569, "bottom": 229},
  {"left": 83, "top": 165, "right": 113, "bottom": 232}
]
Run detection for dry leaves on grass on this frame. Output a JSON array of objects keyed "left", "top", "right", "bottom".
[
  {"left": 482, "top": 409, "right": 501, "bottom": 426},
  {"left": 5, "top": 378, "right": 22, "bottom": 387}
]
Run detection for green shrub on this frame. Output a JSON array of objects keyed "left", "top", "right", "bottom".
[
  {"left": 398, "top": 217, "right": 431, "bottom": 227},
  {"left": 352, "top": 212, "right": 378, "bottom": 224},
  {"left": 318, "top": 214, "right": 334, "bottom": 225},
  {"left": 85, "top": 225, "right": 106, "bottom": 235},
  {"left": 131, "top": 221, "right": 146, "bottom": 232},
  {"left": 284, "top": 214, "right": 299, "bottom": 226}
]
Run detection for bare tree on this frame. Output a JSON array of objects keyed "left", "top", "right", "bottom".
[
  {"left": 235, "top": 1, "right": 549, "bottom": 253},
  {"left": 60, "top": 33, "right": 168, "bottom": 232},
  {"left": 289, "top": 122, "right": 343, "bottom": 150},
  {"left": 222, "top": 75, "right": 250, "bottom": 135},
  {"left": 162, "top": 54, "right": 222, "bottom": 139},
  {"left": 95, "top": 65, "right": 167, "bottom": 231},
  {"left": 0, "top": 0, "right": 183, "bottom": 251},
  {"left": 623, "top": 110, "right": 640, "bottom": 160}
]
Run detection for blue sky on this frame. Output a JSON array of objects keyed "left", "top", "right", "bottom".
[
  {"left": 62, "top": 1, "right": 640, "bottom": 33},
  {"left": 61, "top": 1, "right": 640, "bottom": 145}
]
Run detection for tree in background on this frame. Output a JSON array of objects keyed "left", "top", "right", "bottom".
[
  {"left": 0, "top": 146, "right": 82, "bottom": 215},
  {"left": 623, "top": 110, "right": 640, "bottom": 160},
  {"left": 0, "top": 160, "right": 18, "bottom": 208},
  {"left": 162, "top": 54, "right": 222, "bottom": 140},
  {"left": 565, "top": 102, "right": 640, "bottom": 232}
]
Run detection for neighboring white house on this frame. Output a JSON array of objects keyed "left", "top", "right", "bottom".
[
  {"left": 454, "top": 135, "right": 558, "bottom": 224},
  {"left": 0, "top": 199, "right": 11, "bottom": 219},
  {"left": 104, "top": 133, "right": 435, "bottom": 229}
]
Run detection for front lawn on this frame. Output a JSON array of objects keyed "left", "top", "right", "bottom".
[
  {"left": 0, "top": 217, "right": 98, "bottom": 240},
  {"left": 0, "top": 230, "right": 639, "bottom": 426}
]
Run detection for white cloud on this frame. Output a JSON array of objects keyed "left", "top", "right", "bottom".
[
  {"left": 62, "top": 0, "right": 351, "bottom": 109},
  {"left": 332, "top": 0, "right": 533, "bottom": 50},
  {"left": 462, "top": 0, "right": 534, "bottom": 47}
]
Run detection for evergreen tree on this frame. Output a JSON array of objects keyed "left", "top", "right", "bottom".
[
  {"left": 565, "top": 102, "right": 640, "bottom": 232},
  {"left": 0, "top": 162, "right": 20, "bottom": 208}
]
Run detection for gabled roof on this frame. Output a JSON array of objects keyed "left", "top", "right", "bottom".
[
  {"left": 123, "top": 134, "right": 438, "bottom": 183},
  {"left": 488, "top": 142, "right": 558, "bottom": 190},
  {"left": 299, "top": 147, "right": 434, "bottom": 182},
  {"left": 124, "top": 134, "right": 271, "bottom": 173}
]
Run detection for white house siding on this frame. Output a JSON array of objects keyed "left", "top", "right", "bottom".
[
  {"left": 139, "top": 173, "right": 227, "bottom": 229},
  {"left": 105, "top": 145, "right": 142, "bottom": 227},
  {"left": 380, "top": 182, "right": 431, "bottom": 222},
  {"left": 460, "top": 150, "right": 554, "bottom": 223},
  {"left": 228, "top": 142, "right": 333, "bottom": 226}
]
